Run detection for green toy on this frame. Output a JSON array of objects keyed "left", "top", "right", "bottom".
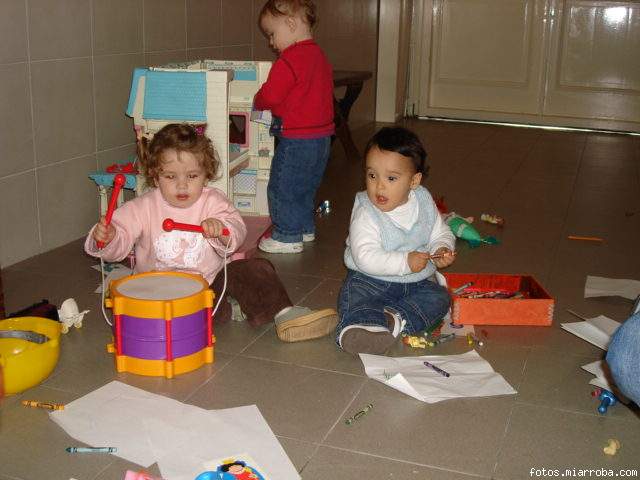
[{"left": 444, "top": 213, "right": 499, "bottom": 248}]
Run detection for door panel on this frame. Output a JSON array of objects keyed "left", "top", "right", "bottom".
[
  {"left": 426, "top": 0, "right": 548, "bottom": 114},
  {"left": 544, "top": 0, "right": 640, "bottom": 123}
]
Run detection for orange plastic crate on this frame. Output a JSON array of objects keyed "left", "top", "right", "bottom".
[{"left": 443, "top": 273, "right": 554, "bottom": 326}]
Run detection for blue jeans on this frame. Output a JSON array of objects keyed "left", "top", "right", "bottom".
[
  {"left": 268, "top": 136, "right": 331, "bottom": 243},
  {"left": 606, "top": 311, "right": 640, "bottom": 405},
  {"left": 336, "top": 270, "right": 451, "bottom": 341}
]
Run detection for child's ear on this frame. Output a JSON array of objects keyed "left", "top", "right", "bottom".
[{"left": 410, "top": 172, "right": 422, "bottom": 189}]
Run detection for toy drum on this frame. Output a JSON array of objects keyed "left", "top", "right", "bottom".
[{"left": 105, "top": 271, "right": 215, "bottom": 379}]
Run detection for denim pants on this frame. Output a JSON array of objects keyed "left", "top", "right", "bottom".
[
  {"left": 268, "top": 136, "right": 331, "bottom": 243},
  {"left": 606, "top": 311, "right": 640, "bottom": 405},
  {"left": 336, "top": 270, "right": 451, "bottom": 340}
]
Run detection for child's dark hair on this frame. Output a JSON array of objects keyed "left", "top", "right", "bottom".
[
  {"left": 364, "top": 127, "right": 428, "bottom": 175},
  {"left": 139, "top": 123, "right": 219, "bottom": 187},
  {"left": 220, "top": 461, "right": 246, "bottom": 472},
  {"left": 260, "top": 0, "right": 317, "bottom": 28}
]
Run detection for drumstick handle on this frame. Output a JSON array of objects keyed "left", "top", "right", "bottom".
[
  {"left": 162, "top": 218, "right": 229, "bottom": 236},
  {"left": 97, "top": 174, "right": 126, "bottom": 249}
]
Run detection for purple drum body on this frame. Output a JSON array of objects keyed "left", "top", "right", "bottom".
[{"left": 117, "top": 310, "right": 208, "bottom": 360}]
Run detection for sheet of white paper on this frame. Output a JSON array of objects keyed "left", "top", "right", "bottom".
[
  {"left": 360, "top": 351, "right": 516, "bottom": 403},
  {"left": 50, "top": 382, "right": 300, "bottom": 480},
  {"left": 582, "top": 360, "right": 613, "bottom": 391},
  {"left": 585, "top": 275, "right": 640, "bottom": 300},
  {"left": 581, "top": 360, "right": 629, "bottom": 403},
  {"left": 560, "top": 315, "right": 620, "bottom": 350},
  {"left": 51, "top": 381, "right": 192, "bottom": 466},
  {"left": 157, "top": 405, "right": 299, "bottom": 480}
]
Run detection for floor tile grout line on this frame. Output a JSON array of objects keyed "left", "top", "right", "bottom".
[
  {"left": 183, "top": 351, "right": 241, "bottom": 403},
  {"left": 184, "top": 326, "right": 283, "bottom": 401},
  {"left": 309, "top": 443, "right": 492, "bottom": 478},
  {"left": 512, "top": 399, "right": 634, "bottom": 421},
  {"left": 90, "top": 459, "right": 118, "bottom": 480},
  {"left": 234, "top": 353, "right": 365, "bottom": 378},
  {"left": 490, "top": 401, "right": 517, "bottom": 477},
  {"left": 295, "top": 279, "right": 328, "bottom": 306},
  {"left": 542, "top": 137, "right": 589, "bottom": 285},
  {"left": 298, "top": 378, "right": 369, "bottom": 474},
  {"left": 488, "top": 130, "right": 543, "bottom": 213}
]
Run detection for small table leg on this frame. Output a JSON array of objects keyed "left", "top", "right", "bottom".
[{"left": 333, "top": 82, "right": 365, "bottom": 160}]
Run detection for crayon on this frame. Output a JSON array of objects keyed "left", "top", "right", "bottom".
[
  {"left": 66, "top": 447, "right": 117, "bottom": 453},
  {"left": 423, "top": 361, "right": 450, "bottom": 377},
  {"left": 22, "top": 400, "right": 64, "bottom": 411}
]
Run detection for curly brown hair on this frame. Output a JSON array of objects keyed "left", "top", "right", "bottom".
[
  {"left": 259, "top": 0, "right": 317, "bottom": 28},
  {"left": 138, "top": 123, "right": 219, "bottom": 187}
]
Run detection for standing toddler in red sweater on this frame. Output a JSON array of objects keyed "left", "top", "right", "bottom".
[{"left": 254, "top": 0, "right": 334, "bottom": 254}]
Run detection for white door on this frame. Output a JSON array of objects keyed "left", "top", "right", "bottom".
[{"left": 413, "top": 0, "right": 640, "bottom": 131}]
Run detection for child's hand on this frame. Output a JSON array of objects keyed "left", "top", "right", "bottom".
[
  {"left": 431, "top": 247, "right": 456, "bottom": 269},
  {"left": 408, "top": 251, "right": 430, "bottom": 273},
  {"left": 201, "top": 218, "right": 228, "bottom": 239},
  {"left": 93, "top": 216, "right": 116, "bottom": 246}
]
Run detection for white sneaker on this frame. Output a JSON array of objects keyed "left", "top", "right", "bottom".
[
  {"left": 259, "top": 236, "right": 303, "bottom": 254},
  {"left": 302, "top": 233, "right": 315, "bottom": 242}
]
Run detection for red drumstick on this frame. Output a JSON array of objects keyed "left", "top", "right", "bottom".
[
  {"left": 162, "top": 218, "right": 229, "bottom": 236},
  {"left": 97, "top": 174, "right": 126, "bottom": 249}
]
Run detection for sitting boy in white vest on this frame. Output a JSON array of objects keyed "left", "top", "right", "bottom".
[{"left": 337, "top": 127, "right": 456, "bottom": 354}]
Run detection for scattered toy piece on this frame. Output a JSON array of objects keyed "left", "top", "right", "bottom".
[
  {"left": 105, "top": 162, "right": 137, "bottom": 174},
  {"left": 597, "top": 389, "right": 618, "bottom": 414},
  {"left": 315, "top": 200, "right": 331, "bottom": 216},
  {"left": 444, "top": 212, "right": 499, "bottom": 248},
  {"left": 480, "top": 213, "right": 505, "bottom": 227},
  {"left": 603, "top": 439, "right": 621, "bottom": 456},
  {"left": 57, "top": 298, "right": 89, "bottom": 334},
  {"left": 466, "top": 333, "right": 484, "bottom": 347},
  {"left": 403, "top": 335, "right": 428, "bottom": 349}
]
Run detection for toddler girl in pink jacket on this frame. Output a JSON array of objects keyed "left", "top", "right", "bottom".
[{"left": 85, "top": 123, "right": 336, "bottom": 340}]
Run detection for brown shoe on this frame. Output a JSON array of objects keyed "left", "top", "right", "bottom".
[
  {"left": 338, "top": 325, "right": 399, "bottom": 355},
  {"left": 275, "top": 307, "right": 338, "bottom": 342}
]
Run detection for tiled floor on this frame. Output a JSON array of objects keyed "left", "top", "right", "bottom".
[{"left": 2, "top": 119, "right": 639, "bottom": 479}]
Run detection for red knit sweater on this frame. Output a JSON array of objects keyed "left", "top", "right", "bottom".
[{"left": 254, "top": 39, "right": 335, "bottom": 139}]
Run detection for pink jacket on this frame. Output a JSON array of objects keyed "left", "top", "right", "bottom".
[{"left": 85, "top": 188, "right": 247, "bottom": 284}]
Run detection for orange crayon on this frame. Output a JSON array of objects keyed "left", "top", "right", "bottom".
[
  {"left": 567, "top": 235, "right": 604, "bottom": 243},
  {"left": 22, "top": 400, "right": 64, "bottom": 411}
]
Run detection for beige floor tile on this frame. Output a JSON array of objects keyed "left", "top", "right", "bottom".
[
  {"left": 516, "top": 347, "right": 637, "bottom": 419},
  {"left": 186, "top": 356, "right": 366, "bottom": 443},
  {"left": 494, "top": 404, "right": 640, "bottom": 480},
  {"left": 323, "top": 380, "right": 516, "bottom": 477},
  {"left": 302, "top": 446, "right": 486, "bottom": 479}
]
